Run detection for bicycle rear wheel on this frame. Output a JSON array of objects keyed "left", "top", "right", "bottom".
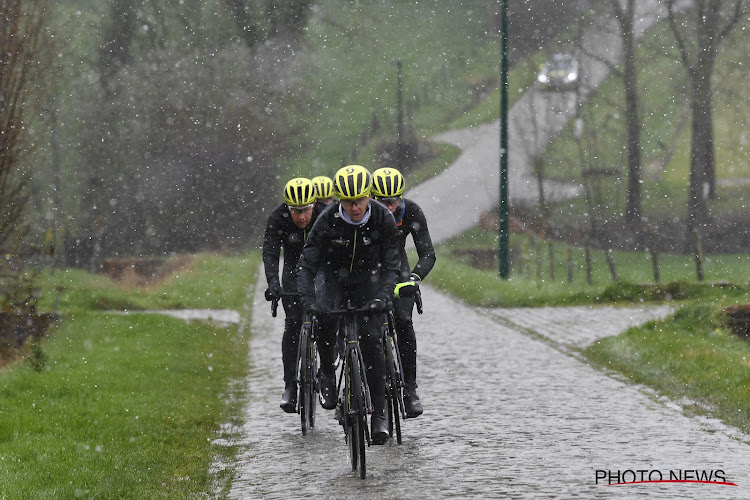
[{"left": 384, "top": 336, "right": 402, "bottom": 444}]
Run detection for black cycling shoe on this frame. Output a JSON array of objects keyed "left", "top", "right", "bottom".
[
  {"left": 403, "top": 384, "right": 423, "bottom": 418},
  {"left": 280, "top": 383, "right": 297, "bottom": 413},
  {"left": 319, "top": 372, "right": 337, "bottom": 410},
  {"left": 371, "top": 413, "right": 389, "bottom": 445}
]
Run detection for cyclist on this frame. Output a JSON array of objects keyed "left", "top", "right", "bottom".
[
  {"left": 312, "top": 175, "right": 335, "bottom": 206},
  {"left": 297, "top": 165, "right": 400, "bottom": 445},
  {"left": 372, "top": 167, "right": 436, "bottom": 418},
  {"left": 263, "top": 177, "right": 329, "bottom": 413}
]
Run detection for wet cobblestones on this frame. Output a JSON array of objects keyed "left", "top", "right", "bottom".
[{"left": 225, "top": 280, "right": 750, "bottom": 499}]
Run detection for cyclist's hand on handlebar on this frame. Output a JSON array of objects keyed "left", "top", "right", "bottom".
[
  {"left": 264, "top": 283, "right": 282, "bottom": 301},
  {"left": 304, "top": 302, "right": 321, "bottom": 316},
  {"left": 394, "top": 272, "right": 421, "bottom": 298},
  {"left": 365, "top": 298, "right": 387, "bottom": 313},
  {"left": 394, "top": 281, "right": 418, "bottom": 298}
]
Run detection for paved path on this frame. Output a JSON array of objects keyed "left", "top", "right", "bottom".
[
  {"left": 407, "top": 0, "right": 674, "bottom": 244},
  {"left": 225, "top": 280, "right": 750, "bottom": 498}
]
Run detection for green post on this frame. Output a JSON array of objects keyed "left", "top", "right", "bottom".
[
  {"left": 393, "top": 59, "right": 404, "bottom": 169},
  {"left": 499, "top": 0, "right": 510, "bottom": 278}
]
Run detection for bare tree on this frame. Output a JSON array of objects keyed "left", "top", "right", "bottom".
[
  {"left": 665, "top": 0, "right": 747, "bottom": 233},
  {"left": 575, "top": 1, "right": 644, "bottom": 228},
  {"left": 514, "top": 91, "right": 560, "bottom": 230},
  {"left": 610, "top": 0, "right": 643, "bottom": 227},
  {"left": 0, "top": 0, "right": 53, "bottom": 311}
]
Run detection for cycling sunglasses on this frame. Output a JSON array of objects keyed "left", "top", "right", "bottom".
[
  {"left": 375, "top": 196, "right": 401, "bottom": 205},
  {"left": 289, "top": 204, "right": 314, "bottom": 214}
]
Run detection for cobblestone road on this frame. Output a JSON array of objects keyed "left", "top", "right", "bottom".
[{"left": 225, "top": 278, "right": 750, "bottom": 499}]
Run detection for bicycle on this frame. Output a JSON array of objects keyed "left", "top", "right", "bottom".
[
  {"left": 382, "top": 304, "right": 404, "bottom": 444},
  {"left": 383, "top": 282, "right": 423, "bottom": 444},
  {"left": 297, "top": 312, "right": 318, "bottom": 435},
  {"left": 328, "top": 300, "right": 374, "bottom": 479},
  {"left": 271, "top": 294, "right": 318, "bottom": 436}
]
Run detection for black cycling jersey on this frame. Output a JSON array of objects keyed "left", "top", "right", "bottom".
[
  {"left": 392, "top": 197, "right": 436, "bottom": 280},
  {"left": 262, "top": 201, "right": 325, "bottom": 293},
  {"left": 297, "top": 201, "right": 401, "bottom": 307},
  {"left": 297, "top": 200, "right": 400, "bottom": 414}
]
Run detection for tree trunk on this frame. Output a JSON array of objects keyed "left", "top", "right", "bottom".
[
  {"left": 620, "top": 0, "right": 642, "bottom": 227},
  {"left": 686, "top": 74, "right": 713, "bottom": 233}
]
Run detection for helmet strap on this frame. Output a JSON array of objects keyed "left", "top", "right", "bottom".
[{"left": 394, "top": 200, "right": 406, "bottom": 226}]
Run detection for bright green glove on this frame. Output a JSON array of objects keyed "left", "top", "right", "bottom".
[{"left": 394, "top": 280, "right": 418, "bottom": 298}]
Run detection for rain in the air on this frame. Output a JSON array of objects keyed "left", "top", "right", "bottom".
[{"left": 1, "top": 0, "right": 749, "bottom": 497}]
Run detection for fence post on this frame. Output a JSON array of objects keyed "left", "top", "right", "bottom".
[
  {"left": 566, "top": 247, "right": 574, "bottom": 283},
  {"left": 523, "top": 237, "right": 531, "bottom": 278},
  {"left": 606, "top": 248, "right": 618, "bottom": 282},
  {"left": 649, "top": 229, "right": 660, "bottom": 283},
  {"left": 534, "top": 236, "right": 542, "bottom": 282},
  {"left": 584, "top": 240, "right": 593, "bottom": 285},
  {"left": 548, "top": 242, "right": 555, "bottom": 280},
  {"left": 693, "top": 228, "right": 704, "bottom": 282}
]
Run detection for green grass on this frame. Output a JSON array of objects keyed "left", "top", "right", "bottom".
[
  {"left": 0, "top": 252, "right": 260, "bottom": 498},
  {"left": 38, "top": 254, "right": 256, "bottom": 313},
  {"left": 585, "top": 303, "right": 750, "bottom": 435},
  {"left": 430, "top": 227, "right": 750, "bottom": 307},
  {"left": 285, "top": 0, "right": 510, "bottom": 181}
]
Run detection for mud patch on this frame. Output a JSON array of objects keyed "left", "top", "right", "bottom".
[{"left": 100, "top": 255, "right": 194, "bottom": 287}]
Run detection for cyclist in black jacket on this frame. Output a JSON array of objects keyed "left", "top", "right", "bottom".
[
  {"left": 312, "top": 175, "right": 335, "bottom": 206},
  {"left": 372, "top": 167, "right": 436, "bottom": 418},
  {"left": 263, "top": 177, "right": 328, "bottom": 413},
  {"left": 297, "top": 165, "right": 400, "bottom": 445}
]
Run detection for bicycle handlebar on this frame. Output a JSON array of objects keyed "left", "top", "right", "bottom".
[
  {"left": 326, "top": 305, "right": 381, "bottom": 316},
  {"left": 270, "top": 292, "right": 300, "bottom": 317}
]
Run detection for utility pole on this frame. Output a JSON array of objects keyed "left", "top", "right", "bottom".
[
  {"left": 498, "top": 0, "right": 510, "bottom": 278},
  {"left": 394, "top": 59, "right": 404, "bottom": 169}
]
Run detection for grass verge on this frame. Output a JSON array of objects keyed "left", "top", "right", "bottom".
[
  {"left": 429, "top": 228, "right": 750, "bottom": 307},
  {"left": 584, "top": 303, "right": 750, "bottom": 436},
  {"left": 0, "top": 252, "right": 259, "bottom": 498}
]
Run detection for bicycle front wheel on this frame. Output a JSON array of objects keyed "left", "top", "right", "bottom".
[
  {"left": 347, "top": 349, "right": 367, "bottom": 479},
  {"left": 298, "top": 329, "right": 310, "bottom": 435}
]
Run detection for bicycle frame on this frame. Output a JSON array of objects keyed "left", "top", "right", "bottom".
[
  {"left": 327, "top": 300, "right": 376, "bottom": 478},
  {"left": 383, "top": 304, "right": 406, "bottom": 443}
]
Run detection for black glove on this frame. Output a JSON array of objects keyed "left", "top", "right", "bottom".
[
  {"left": 304, "top": 301, "right": 321, "bottom": 316},
  {"left": 364, "top": 298, "right": 387, "bottom": 313},
  {"left": 264, "top": 283, "right": 282, "bottom": 301}
]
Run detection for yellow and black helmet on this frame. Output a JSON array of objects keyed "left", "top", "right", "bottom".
[
  {"left": 333, "top": 165, "right": 372, "bottom": 200},
  {"left": 311, "top": 176, "right": 334, "bottom": 199},
  {"left": 372, "top": 168, "right": 405, "bottom": 198},
  {"left": 283, "top": 177, "right": 316, "bottom": 207}
]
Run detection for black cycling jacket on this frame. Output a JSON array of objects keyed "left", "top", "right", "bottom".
[
  {"left": 262, "top": 201, "right": 325, "bottom": 292},
  {"left": 297, "top": 201, "right": 400, "bottom": 307},
  {"left": 393, "top": 197, "right": 436, "bottom": 280}
]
